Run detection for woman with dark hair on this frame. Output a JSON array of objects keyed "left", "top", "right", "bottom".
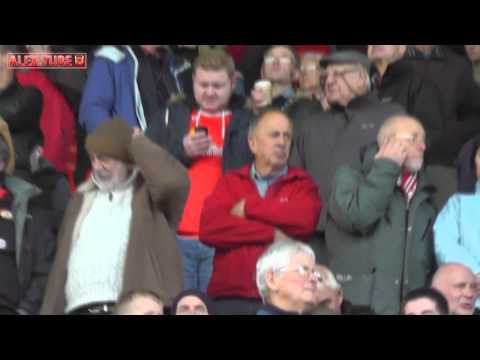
[{"left": 434, "top": 137, "right": 480, "bottom": 283}]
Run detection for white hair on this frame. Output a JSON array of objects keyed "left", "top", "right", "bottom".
[{"left": 256, "top": 240, "right": 315, "bottom": 303}]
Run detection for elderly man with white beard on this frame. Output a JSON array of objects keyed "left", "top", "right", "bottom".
[
  {"left": 325, "top": 115, "right": 437, "bottom": 315},
  {"left": 41, "top": 117, "right": 189, "bottom": 315}
]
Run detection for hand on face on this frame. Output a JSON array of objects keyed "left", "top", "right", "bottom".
[{"left": 375, "top": 137, "right": 408, "bottom": 167}]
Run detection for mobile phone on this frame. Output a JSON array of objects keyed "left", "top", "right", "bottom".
[{"left": 195, "top": 126, "right": 209, "bottom": 136}]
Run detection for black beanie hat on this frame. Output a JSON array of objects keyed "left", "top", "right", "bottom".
[{"left": 171, "top": 289, "right": 214, "bottom": 315}]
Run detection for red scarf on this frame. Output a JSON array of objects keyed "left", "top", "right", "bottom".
[{"left": 398, "top": 171, "right": 418, "bottom": 204}]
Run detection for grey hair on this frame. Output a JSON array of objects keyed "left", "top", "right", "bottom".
[
  {"left": 248, "top": 109, "right": 292, "bottom": 139},
  {"left": 256, "top": 240, "right": 315, "bottom": 303}
]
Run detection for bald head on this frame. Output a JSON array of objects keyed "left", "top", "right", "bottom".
[
  {"left": 377, "top": 115, "right": 427, "bottom": 173},
  {"left": 432, "top": 263, "right": 478, "bottom": 315},
  {"left": 377, "top": 115, "right": 423, "bottom": 145}
]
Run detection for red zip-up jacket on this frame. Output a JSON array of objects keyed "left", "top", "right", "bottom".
[{"left": 199, "top": 165, "right": 322, "bottom": 299}]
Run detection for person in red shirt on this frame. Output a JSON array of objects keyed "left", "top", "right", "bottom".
[
  {"left": 147, "top": 50, "right": 253, "bottom": 294},
  {"left": 199, "top": 110, "right": 322, "bottom": 315}
]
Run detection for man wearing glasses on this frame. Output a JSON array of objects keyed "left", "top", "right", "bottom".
[
  {"left": 256, "top": 241, "right": 318, "bottom": 315},
  {"left": 250, "top": 45, "right": 299, "bottom": 112},
  {"left": 290, "top": 51, "right": 405, "bottom": 264},
  {"left": 326, "top": 115, "right": 436, "bottom": 315}
]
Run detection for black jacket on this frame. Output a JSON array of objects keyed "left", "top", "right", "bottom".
[
  {"left": 146, "top": 95, "right": 254, "bottom": 173},
  {"left": 372, "top": 60, "right": 449, "bottom": 166},
  {"left": 0, "top": 78, "right": 43, "bottom": 172},
  {"left": 5, "top": 175, "right": 57, "bottom": 315},
  {"left": 405, "top": 46, "right": 480, "bottom": 163}
]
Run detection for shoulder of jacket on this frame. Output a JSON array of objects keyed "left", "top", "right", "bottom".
[{"left": 94, "top": 46, "right": 127, "bottom": 63}]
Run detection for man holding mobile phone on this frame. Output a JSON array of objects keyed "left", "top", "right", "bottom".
[{"left": 147, "top": 50, "right": 254, "bottom": 293}]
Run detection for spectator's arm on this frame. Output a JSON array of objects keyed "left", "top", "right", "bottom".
[
  {"left": 328, "top": 159, "right": 400, "bottom": 233},
  {"left": 434, "top": 196, "right": 480, "bottom": 274},
  {"left": 244, "top": 176, "right": 322, "bottom": 239},
  {"left": 79, "top": 58, "right": 116, "bottom": 134},
  {"left": 129, "top": 134, "right": 190, "bottom": 229},
  {"left": 199, "top": 175, "right": 276, "bottom": 249}
]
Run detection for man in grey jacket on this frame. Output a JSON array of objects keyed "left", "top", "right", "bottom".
[
  {"left": 326, "top": 115, "right": 436, "bottom": 315},
  {"left": 290, "top": 51, "right": 405, "bottom": 263}
]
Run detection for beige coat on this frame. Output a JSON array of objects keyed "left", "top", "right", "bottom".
[{"left": 40, "top": 135, "right": 189, "bottom": 314}]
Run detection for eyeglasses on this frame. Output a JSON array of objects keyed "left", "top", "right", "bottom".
[
  {"left": 278, "top": 265, "right": 321, "bottom": 280},
  {"left": 264, "top": 56, "right": 293, "bottom": 66},
  {"left": 321, "top": 68, "right": 360, "bottom": 82},
  {"left": 395, "top": 134, "right": 427, "bottom": 146}
]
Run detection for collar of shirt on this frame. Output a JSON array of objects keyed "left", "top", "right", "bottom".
[
  {"left": 250, "top": 164, "right": 288, "bottom": 198},
  {"left": 250, "top": 164, "right": 288, "bottom": 183}
]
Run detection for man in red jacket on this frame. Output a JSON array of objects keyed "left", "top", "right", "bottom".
[{"left": 199, "top": 109, "right": 322, "bottom": 315}]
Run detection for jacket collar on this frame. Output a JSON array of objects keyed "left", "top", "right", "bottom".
[
  {"left": 259, "top": 303, "right": 301, "bottom": 315},
  {"left": 236, "top": 164, "right": 307, "bottom": 183},
  {"left": 78, "top": 168, "right": 139, "bottom": 194},
  {"left": 330, "top": 90, "right": 380, "bottom": 112}
]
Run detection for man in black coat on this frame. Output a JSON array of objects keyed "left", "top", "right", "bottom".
[
  {"left": 368, "top": 45, "right": 454, "bottom": 209},
  {"left": 402, "top": 45, "right": 480, "bottom": 208},
  {"left": 405, "top": 45, "right": 480, "bottom": 164}
]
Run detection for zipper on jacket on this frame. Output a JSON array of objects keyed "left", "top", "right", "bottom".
[{"left": 399, "top": 198, "right": 410, "bottom": 302}]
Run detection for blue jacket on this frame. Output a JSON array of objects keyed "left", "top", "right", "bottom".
[
  {"left": 434, "top": 182, "right": 480, "bottom": 275},
  {"left": 79, "top": 45, "right": 144, "bottom": 133},
  {"left": 79, "top": 45, "right": 191, "bottom": 134}
]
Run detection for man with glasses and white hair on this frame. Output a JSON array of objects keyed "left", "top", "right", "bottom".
[
  {"left": 290, "top": 50, "right": 405, "bottom": 264},
  {"left": 256, "top": 241, "right": 318, "bottom": 315},
  {"left": 325, "top": 115, "right": 436, "bottom": 315}
]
